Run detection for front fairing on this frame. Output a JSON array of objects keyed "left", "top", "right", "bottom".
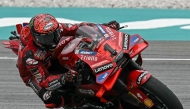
[
  {"left": 75, "top": 25, "right": 123, "bottom": 84},
  {"left": 59, "top": 25, "right": 148, "bottom": 84}
]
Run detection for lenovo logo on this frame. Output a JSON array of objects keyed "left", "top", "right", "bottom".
[
  {"left": 137, "top": 71, "right": 149, "bottom": 85},
  {"left": 123, "top": 34, "right": 129, "bottom": 49},
  {"left": 94, "top": 62, "right": 113, "bottom": 73}
]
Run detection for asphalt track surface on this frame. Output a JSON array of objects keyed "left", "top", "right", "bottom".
[{"left": 0, "top": 40, "right": 190, "bottom": 109}]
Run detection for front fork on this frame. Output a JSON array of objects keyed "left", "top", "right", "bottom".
[
  {"left": 113, "top": 59, "right": 154, "bottom": 108},
  {"left": 126, "top": 70, "right": 155, "bottom": 108}
]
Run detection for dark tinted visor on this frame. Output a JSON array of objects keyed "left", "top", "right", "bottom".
[{"left": 33, "top": 29, "right": 60, "bottom": 45}]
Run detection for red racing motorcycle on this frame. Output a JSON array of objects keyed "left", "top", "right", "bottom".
[{"left": 2, "top": 23, "right": 183, "bottom": 109}]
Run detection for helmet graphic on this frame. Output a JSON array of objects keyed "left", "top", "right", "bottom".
[{"left": 29, "top": 14, "right": 60, "bottom": 51}]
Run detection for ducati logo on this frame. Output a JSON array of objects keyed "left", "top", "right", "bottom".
[{"left": 26, "top": 58, "right": 38, "bottom": 65}]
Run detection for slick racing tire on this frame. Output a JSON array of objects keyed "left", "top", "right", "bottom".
[
  {"left": 140, "top": 76, "right": 183, "bottom": 109},
  {"left": 120, "top": 76, "right": 183, "bottom": 109}
]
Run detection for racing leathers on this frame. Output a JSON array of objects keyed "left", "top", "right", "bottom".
[{"left": 16, "top": 21, "right": 120, "bottom": 108}]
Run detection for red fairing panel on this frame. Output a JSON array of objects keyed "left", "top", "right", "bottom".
[
  {"left": 122, "top": 34, "right": 149, "bottom": 58},
  {"left": 52, "top": 36, "right": 74, "bottom": 59},
  {"left": 126, "top": 70, "right": 151, "bottom": 90},
  {"left": 58, "top": 38, "right": 82, "bottom": 69}
]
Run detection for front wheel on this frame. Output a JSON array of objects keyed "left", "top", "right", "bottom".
[
  {"left": 140, "top": 76, "right": 183, "bottom": 109},
  {"left": 120, "top": 76, "right": 183, "bottom": 109}
]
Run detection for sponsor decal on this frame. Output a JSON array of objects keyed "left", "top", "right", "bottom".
[
  {"left": 96, "top": 24, "right": 111, "bottom": 40},
  {"left": 75, "top": 49, "right": 79, "bottom": 54},
  {"left": 81, "top": 55, "right": 98, "bottom": 61},
  {"left": 26, "top": 58, "right": 38, "bottom": 65},
  {"left": 80, "top": 50, "right": 96, "bottom": 55},
  {"left": 96, "top": 24, "right": 106, "bottom": 34},
  {"left": 144, "top": 99, "right": 153, "bottom": 108},
  {"left": 94, "top": 62, "right": 113, "bottom": 73},
  {"left": 79, "top": 89, "right": 95, "bottom": 95},
  {"left": 123, "top": 34, "right": 129, "bottom": 50},
  {"left": 35, "top": 49, "right": 47, "bottom": 60},
  {"left": 48, "top": 79, "right": 59, "bottom": 86},
  {"left": 137, "top": 71, "right": 149, "bottom": 84},
  {"left": 44, "top": 22, "right": 54, "bottom": 30},
  {"left": 28, "top": 79, "right": 39, "bottom": 94},
  {"left": 106, "top": 27, "right": 116, "bottom": 40},
  {"left": 75, "top": 50, "right": 97, "bottom": 55},
  {"left": 97, "top": 72, "right": 110, "bottom": 83},
  {"left": 57, "top": 37, "right": 71, "bottom": 48},
  {"left": 130, "top": 35, "right": 139, "bottom": 47},
  {"left": 47, "top": 79, "right": 62, "bottom": 90},
  {"left": 104, "top": 34, "right": 110, "bottom": 40},
  {"left": 34, "top": 73, "right": 42, "bottom": 82}
]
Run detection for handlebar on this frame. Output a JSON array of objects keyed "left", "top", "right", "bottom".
[{"left": 118, "top": 25, "right": 128, "bottom": 30}]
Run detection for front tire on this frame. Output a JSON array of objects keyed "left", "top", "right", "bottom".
[
  {"left": 120, "top": 76, "right": 183, "bottom": 109},
  {"left": 140, "top": 76, "right": 183, "bottom": 109}
]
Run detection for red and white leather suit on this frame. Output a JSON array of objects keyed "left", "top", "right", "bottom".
[{"left": 17, "top": 23, "right": 79, "bottom": 104}]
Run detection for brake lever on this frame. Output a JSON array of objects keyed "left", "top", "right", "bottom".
[
  {"left": 9, "top": 31, "right": 19, "bottom": 40},
  {"left": 118, "top": 25, "right": 128, "bottom": 30}
]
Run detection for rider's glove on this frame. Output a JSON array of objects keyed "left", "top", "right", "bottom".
[
  {"left": 64, "top": 70, "right": 78, "bottom": 82},
  {"left": 39, "top": 89, "right": 64, "bottom": 108},
  {"left": 40, "top": 70, "right": 78, "bottom": 91},
  {"left": 103, "top": 20, "right": 120, "bottom": 30},
  {"left": 9, "top": 31, "right": 19, "bottom": 40}
]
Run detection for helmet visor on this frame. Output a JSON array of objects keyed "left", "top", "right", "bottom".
[{"left": 33, "top": 29, "right": 60, "bottom": 45}]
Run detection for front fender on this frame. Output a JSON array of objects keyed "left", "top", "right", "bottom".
[{"left": 126, "top": 70, "right": 151, "bottom": 90}]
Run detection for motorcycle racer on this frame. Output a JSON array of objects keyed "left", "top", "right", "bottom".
[{"left": 14, "top": 13, "right": 120, "bottom": 108}]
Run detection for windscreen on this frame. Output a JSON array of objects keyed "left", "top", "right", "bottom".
[{"left": 76, "top": 26, "right": 104, "bottom": 45}]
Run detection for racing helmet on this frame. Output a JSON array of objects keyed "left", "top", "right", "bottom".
[{"left": 29, "top": 14, "right": 60, "bottom": 51}]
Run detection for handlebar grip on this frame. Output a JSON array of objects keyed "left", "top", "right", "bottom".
[{"left": 104, "top": 43, "right": 117, "bottom": 56}]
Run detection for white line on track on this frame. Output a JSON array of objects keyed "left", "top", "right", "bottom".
[
  {"left": 0, "top": 57, "right": 190, "bottom": 60},
  {"left": 0, "top": 57, "right": 17, "bottom": 60}
]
